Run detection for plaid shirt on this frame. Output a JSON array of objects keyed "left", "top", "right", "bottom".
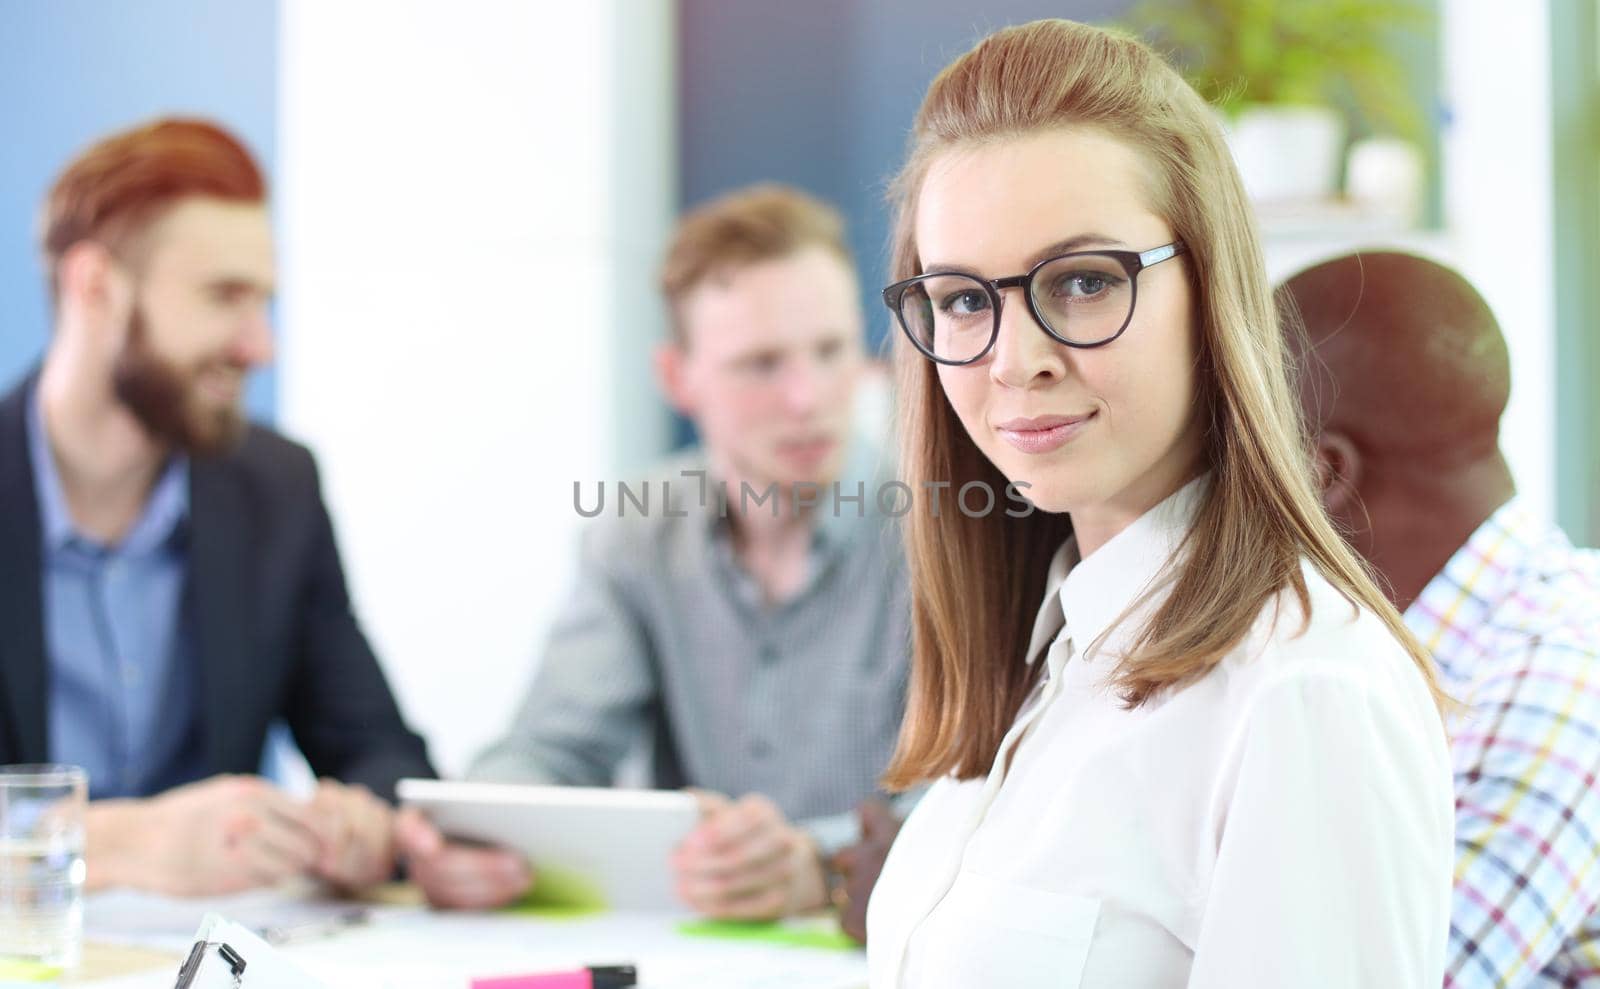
[{"left": 1405, "top": 498, "right": 1600, "bottom": 988}]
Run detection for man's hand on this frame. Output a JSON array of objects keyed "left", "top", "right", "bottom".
[
  {"left": 307, "top": 779, "right": 396, "bottom": 890},
  {"left": 394, "top": 807, "right": 533, "bottom": 910},
  {"left": 830, "top": 799, "right": 903, "bottom": 944},
  {"left": 85, "top": 774, "right": 325, "bottom": 897},
  {"left": 671, "top": 792, "right": 826, "bottom": 920}
]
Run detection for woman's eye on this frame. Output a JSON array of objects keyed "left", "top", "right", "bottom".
[
  {"left": 1053, "top": 273, "right": 1112, "bottom": 298},
  {"left": 939, "top": 290, "right": 990, "bottom": 317}
]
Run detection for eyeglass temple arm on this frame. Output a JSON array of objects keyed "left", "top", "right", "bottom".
[{"left": 1138, "top": 242, "right": 1186, "bottom": 268}]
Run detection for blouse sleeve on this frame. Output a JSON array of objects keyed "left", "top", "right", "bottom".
[{"left": 1187, "top": 668, "right": 1455, "bottom": 988}]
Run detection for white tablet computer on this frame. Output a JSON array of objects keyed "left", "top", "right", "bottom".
[{"left": 396, "top": 779, "right": 700, "bottom": 910}]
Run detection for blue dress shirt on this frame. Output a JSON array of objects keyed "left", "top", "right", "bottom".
[{"left": 27, "top": 388, "right": 204, "bottom": 799}]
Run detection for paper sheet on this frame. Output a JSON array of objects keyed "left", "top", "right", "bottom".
[{"left": 84, "top": 881, "right": 406, "bottom": 953}]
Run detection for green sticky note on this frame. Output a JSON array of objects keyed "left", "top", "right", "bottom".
[
  {"left": 0, "top": 956, "right": 62, "bottom": 983},
  {"left": 677, "top": 917, "right": 860, "bottom": 952},
  {"left": 501, "top": 866, "right": 609, "bottom": 919}
]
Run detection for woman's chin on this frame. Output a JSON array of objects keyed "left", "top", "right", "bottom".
[{"left": 1004, "top": 477, "right": 1082, "bottom": 516}]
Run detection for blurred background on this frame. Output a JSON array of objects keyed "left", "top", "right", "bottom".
[{"left": 2, "top": 0, "right": 1596, "bottom": 774}]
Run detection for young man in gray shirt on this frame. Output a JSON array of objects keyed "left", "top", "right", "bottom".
[{"left": 401, "top": 184, "right": 910, "bottom": 918}]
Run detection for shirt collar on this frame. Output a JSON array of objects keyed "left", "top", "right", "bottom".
[
  {"left": 26, "top": 384, "right": 76, "bottom": 553},
  {"left": 1404, "top": 496, "right": 1540, "bottom": 678},
  {"left": 1022, "top": 537, "right": 1077, "bottom": 668},
  {"left": 1024, "top": 473, "right": 1209, "bottom": 667},
  {"left": 26, "top": 383, "right": 191, "bottom": 557}
]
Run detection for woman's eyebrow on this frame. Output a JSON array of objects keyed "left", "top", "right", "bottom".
[
  {"left": 922, "top": 232, "right": 1129, "bottom": 276},
  {"left": 1024, "top": 233, "right": 1127, "bottom": 267}
]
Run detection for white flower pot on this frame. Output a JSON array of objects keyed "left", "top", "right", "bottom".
[
  {"left": 1224, "top": 103, "right": 1346, "bottom": 204},
  {"left": 1346, "top": 136, "right": 1426, "bottom": 227}
]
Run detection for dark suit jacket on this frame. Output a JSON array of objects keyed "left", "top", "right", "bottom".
[{"left": 0, "top": 374, "right": 435, "bottom": 801}]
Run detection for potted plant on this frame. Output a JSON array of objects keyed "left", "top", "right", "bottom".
[{"left": 1120, "top": 0, "right": 1429, "bottom": 205}]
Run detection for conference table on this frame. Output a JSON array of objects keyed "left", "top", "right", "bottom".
[{"left": 62, "top": 884, "right": 869, "bottom": 988}]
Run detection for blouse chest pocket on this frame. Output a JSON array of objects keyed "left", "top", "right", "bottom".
[{"left": 914, "top": 870, "right": 1100, "bottom": 988}]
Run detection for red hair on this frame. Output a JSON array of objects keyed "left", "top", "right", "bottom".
[{"left": 41, "top": 117, "right": 266, "bottom": 293}]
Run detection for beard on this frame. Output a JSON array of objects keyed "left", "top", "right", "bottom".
[{"left": 111, "top": 306, "right": 247, "bottom": 457}]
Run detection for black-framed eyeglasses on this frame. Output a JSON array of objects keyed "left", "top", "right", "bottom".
[{"left": 883, "top": 241, "right": 1188, "bottom": 365}]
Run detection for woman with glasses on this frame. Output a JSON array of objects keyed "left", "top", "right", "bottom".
[{"left": 865, "top": 19, "right": 1453, "bottom": 988}]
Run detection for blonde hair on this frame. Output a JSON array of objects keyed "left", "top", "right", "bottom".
[
  {"left": 659, "top": 183, "right": 849, "bottom": 346},
  {"left": 883, "top": 19, "right": 1443, "bottom": 788}
]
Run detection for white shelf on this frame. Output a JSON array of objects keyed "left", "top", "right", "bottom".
[{"left": 1256, "top": 202, "right": 1455, "bottom": 280}]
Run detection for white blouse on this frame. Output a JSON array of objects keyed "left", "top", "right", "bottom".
[{"left": 867, "top": 479, "right": 1454, "bottom": 988}]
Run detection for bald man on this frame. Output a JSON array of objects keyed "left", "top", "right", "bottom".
[{"left": 1282, "top": 251, "right": 1600, "bottom": 988}]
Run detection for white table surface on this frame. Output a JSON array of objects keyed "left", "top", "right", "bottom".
[{"left": 71, "top": 889, "right": 868, "bottom": 989}]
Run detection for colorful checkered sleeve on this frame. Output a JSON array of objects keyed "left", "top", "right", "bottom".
[
  {"left": 1406, "top": 498, "right": 1600, "bottom": 988},
  {"left": 1446, "top": 635, "right": 1600, "bottom": 987}
]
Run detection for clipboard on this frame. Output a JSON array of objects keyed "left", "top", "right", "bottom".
[{"left": 172, "top": 913, "right": 328, "bottom": 988}]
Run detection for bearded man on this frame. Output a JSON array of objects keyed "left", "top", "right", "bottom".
[{"left": 0, "top": 118, "right": 442, "bottom": 897}]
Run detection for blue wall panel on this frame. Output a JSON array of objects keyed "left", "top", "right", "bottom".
[{"left": 0, "top": 0, "right": 279, "bottom": 419}]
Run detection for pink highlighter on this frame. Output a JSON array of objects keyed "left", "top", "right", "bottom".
[{"left": 471, "top": 965, "right": 637, "bottom": 989}]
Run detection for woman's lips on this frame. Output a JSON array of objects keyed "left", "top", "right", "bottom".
[{"left": 994, "top": 412, "right": 1096, "bottom": 454}]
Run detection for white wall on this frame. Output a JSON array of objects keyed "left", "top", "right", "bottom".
[
  {"left": 1440, "top": 0, "right": 1556, "bottom": 523},
  {"left": 277, "top": 0, "right": 675, "bottom": 775}
]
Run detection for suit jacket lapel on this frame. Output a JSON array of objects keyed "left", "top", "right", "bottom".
[
  {"left": 188, "top": 458, "right": 257, "bottom": 774},
  {"left": 0, "top": 377, "right": 48, "bottom": 763}
]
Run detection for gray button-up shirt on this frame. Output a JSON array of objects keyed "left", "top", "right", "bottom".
[{"left": 470, "top": 441, "right": 910, "bottom": 841}]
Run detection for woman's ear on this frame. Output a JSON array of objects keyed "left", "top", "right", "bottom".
[{"left": 1312, "top": 429, "right": 1362, "bottom": 519}]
